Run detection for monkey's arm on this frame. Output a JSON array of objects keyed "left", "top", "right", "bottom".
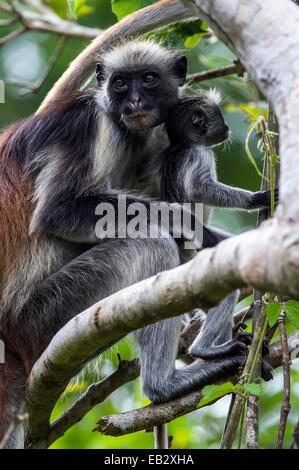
[
  {"left": 189, "top": 178, "right": 278, "bottom": 210},
  {"left": 31, "top": 190, "right": 219, "bottom": 248}
]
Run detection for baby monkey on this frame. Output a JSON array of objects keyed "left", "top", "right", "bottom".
[
  {"left": 161, "top": 91, "right": 278, "bottom": 220},
  {"left": 160, "top": 91, "right": 276, "bottom": 369}
]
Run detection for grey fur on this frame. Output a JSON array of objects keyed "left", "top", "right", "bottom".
[{"left": 157, "top": 93, "right": 277, "bottom": 376}]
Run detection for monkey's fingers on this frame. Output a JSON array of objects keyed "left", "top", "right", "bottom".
[
  {"left": 232, "top": 321, "right": 248, "bottom": 337},
  {"left": 261, "top": 358, "right": 273, "bottom": 381}
]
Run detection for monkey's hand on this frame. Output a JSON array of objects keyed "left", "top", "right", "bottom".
[{"left": 250, "top": 187, "right": 279, "bottom": 209}]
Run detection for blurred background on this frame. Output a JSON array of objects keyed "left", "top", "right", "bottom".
[{"left": 0, "top": 0, "right": 298, "bottom": 449}]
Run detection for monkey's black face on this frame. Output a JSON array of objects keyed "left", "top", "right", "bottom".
[
  {"left": 106, "top": 66, "right": 181, "bottom": 131},
  {"left": 166, "top": 96, "right": 230, "bottom": 147},
  {"left": 190, "top": 104, "right": 230, "bottom": 146}
]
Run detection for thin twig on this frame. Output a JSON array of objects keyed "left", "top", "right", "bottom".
[
  {"left": 0, "top": 3, "right": 13, "bottom": 14},
  {"left": 186, "top": 60, "right": 245, "bottom": 85},
  {"left": 9, "top": 0, "right": 102, "bottom": 39},
  {"left": 234, "top": 305, "right": 253, "bottom": 324},
  {"left": 245, "top": 291, "right": 263, "bottom": 449},
  {"left": 0, "top": 25, "right": 26, "bottom": 45},
  {"left": 0, "top": 16, "right": 18, "bottom": 26},
  {"left": 245, "top": 393, "right": 259, "bottom": 448},
  {"left": 5, "top": 35, "right": 67, "bottom": 95},
  {"left": 275, "top": 312, "right": 291, "bottom": 449}
]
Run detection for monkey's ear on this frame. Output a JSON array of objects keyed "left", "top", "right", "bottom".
[
  {"left": 96, "top": 62, "right": 105, "bottom": 84},
  {"left": 172, "top": 56, "right": 187, "bottom": 86}
]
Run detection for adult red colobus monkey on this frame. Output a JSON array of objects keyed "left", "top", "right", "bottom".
[
  {"left": 0, "top": 29, "right": 269, "bottom": 447},
  {"left": 0, "top": 38, "right": 210, "bottom": 449}
]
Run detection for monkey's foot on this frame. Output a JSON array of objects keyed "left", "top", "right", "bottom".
[{"left": 188, "top": 331, "right": 253, "bottom": 360}]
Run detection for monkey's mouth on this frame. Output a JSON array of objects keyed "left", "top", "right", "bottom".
[{"left": 122, "top": 110, "right": 158, "bottom": 129}]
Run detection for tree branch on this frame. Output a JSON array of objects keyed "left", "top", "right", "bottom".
[
  {"left": 186, "top": 60, "right": 245, "bottom": 85},
  {"left": 0, "top": 25, "right": 26, "bottom": 45},
  {"left": 29, "top": 358, "right": 140, "bottom": 449},
  {"left": 0, "top": 16, "right": 18, "bottom": 26},
  {"left": 9, "top": 0, "right": 103, "bottom": 39},
  {"left": 5, "top": 35, "right": 67, "bottom": 95},
  {"left": 275, "top": 312, "right": 291, "bottom": 448},
  {"left": 0, "top": 3, "right": 13, "bottom": 14}
]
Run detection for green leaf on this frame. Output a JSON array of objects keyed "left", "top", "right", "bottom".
[
  {"left": 242, "top": 383, "right": 262, "bottom": 396},
  {"left": 49, "top": 0, "right": 68, "bottom": 19},
  {"left": 67, "top": 0, "right": 76, "bottom": 19},
  {"left": 239, "top": 103, "right": 263, "bottom": 119},
  {"left": 112, "top": 0, "right": 141, "bottom": 20},
  {"left": 144, "top": 20, "right": 206, "bottom": 50},
  {"left": 76, "top": 4, "right": 94, "bottom": 18},
  {"left": 184, "top": 33, "right": 202, "bottom": 48},
  {"left": 197, "top": 382, "right": 235, "bottom": 408},
  {"left": 245, "top": 123, "right": 269, "bottom": 181},
  {"left": 267, "top": 302, "right": 283, "bottom": 327},
  {"left": 285, "top": 301, "right": 299, "bottom": 330},
  {"left": 271, "top": 153, "right": 279, "bottom": 166}
]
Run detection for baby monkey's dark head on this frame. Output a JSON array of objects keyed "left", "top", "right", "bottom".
[{"left": 165, "top": 91, "right": 229, "bottom": 146}]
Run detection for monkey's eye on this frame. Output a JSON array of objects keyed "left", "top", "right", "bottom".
[
  {"left": 191, "top": 113, "right": 203, "bottom": 125},
  {"left": 144, "top": 74, "right": 155, "bottom": 83},
  {"left": 143, "top": 74, "right": 159, "bottom": 87},
  {"left": 191, "top": 113, "right": 208, "bottom": 134},
  {"left": 113, "top": 78, "right": 126, "bottom": 88}
]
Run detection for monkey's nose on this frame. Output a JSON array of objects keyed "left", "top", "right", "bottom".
[
  {"left": 130, "top": 95, "right": 142, "bottom": 109},
  {"left": 224, "top": 124, "right": 230, "bottom": 138}
]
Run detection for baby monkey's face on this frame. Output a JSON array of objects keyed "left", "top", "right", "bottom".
[
  {"left": 189, "top": 100, "right": 230, "bottom": 146},
  {"left": 166, "top": 95, "right": 230, "bottom": 147}
]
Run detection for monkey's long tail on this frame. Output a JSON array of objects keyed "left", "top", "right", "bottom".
[{"left": 0, "top": 350, "right": 26, "bottom": 449}]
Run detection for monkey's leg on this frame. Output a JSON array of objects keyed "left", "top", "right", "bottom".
[
  {"left": 134, "top": 318, "right": 250, "bottom": 404},
  {"left": 187, "top": 290, "right": 254, "bottom": 359},
  {"left": 4, "top": 237, "right": 180, "bottom": 370}
]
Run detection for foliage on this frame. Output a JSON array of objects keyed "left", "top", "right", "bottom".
[{"left": 49, "top": 0, "right": 95, "bottom": 19}]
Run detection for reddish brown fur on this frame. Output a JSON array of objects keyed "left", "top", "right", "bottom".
[{"left": 0, "top": 125, "right": 34, "bottom": 444}]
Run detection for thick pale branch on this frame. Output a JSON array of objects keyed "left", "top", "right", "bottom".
[{"left": 93, "top": 334, "right": 299, "bottom": 437}]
